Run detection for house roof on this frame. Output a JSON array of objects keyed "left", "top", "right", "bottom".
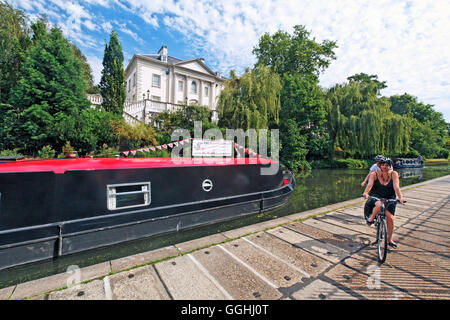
[
  {"left": 126, "top": 52, "right": 225, "bottom": 81},
  {"left": 139, "top": 54, "right": 183, "bottom": 64}
]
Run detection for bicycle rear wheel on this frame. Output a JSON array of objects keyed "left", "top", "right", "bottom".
[{"left": 377, "top": 218, "right": 388, "bottom": 263}]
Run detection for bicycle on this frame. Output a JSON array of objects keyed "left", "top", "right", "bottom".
[{"left": 364, "top": 196, "right": 405, "bottom": 263}]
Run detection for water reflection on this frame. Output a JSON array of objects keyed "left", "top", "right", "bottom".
[
  {"left": 397, "top": 167, "right": 423, "bottom": 179},
  {"left": 0, "top": 164, "right": 448, "bottom": 289}
]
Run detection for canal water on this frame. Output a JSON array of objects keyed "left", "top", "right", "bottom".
[{"left": 1, "top": 164, "right": 448, "bottom": 289}]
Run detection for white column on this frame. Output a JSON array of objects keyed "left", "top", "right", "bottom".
[{"left": 199, "top": 79, "right": 203, "bottom": 106}]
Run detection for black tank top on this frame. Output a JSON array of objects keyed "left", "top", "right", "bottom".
[{"left": 369, "top": 173, "right": 396, "bottom": 199}]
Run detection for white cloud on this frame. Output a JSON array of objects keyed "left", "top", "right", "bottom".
[{"left": 86, "top": 55, "right": 103, "bottom": 85}]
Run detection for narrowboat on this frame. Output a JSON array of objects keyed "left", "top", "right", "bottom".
[
  {"left": 0, "top": 156, "right": 295, "bottom": 270},
  {"left": 392, "top": 157, "right": 424, "bottom": 169}
]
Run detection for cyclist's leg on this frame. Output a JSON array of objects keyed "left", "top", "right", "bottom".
[
  {"left": 367, "top": 200, "right": 381, "bottom": 222},
  {"left": 386, "top": 209, "right": 396, "bottom": 245}
]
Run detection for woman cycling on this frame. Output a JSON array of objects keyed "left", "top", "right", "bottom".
[{"left": 362, "top": 157, "right": 404, "bottom": 249}]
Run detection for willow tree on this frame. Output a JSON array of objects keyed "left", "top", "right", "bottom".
[
  {"left": 390, "top": 93, "right": 448, "bottom": 158},
  {"left": 217, "top": 65, "right": 281, "bottom": 130},
  {"left": 326, "top": 76, "right": 410, "bottom": 158}
]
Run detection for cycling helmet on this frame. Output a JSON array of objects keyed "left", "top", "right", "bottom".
[
  {"left": 374, "top": 155, "right": 384, "bottom": 161},
  {"left": 380, "top": 157, "right": 392, "bottom": 166}
]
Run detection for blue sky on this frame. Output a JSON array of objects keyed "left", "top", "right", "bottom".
[{"left": 9, "top": 0, "right": 450, "bottom": 122}]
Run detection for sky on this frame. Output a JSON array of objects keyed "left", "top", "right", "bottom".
[{"left": 9, "top": 0, "right": 450, "bottom": 122}]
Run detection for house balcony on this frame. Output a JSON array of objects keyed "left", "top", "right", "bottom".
[
  {"left": 123, "top": 99, "right": 185, "bottom": 124},
  {"left": 123, "top": 99, "right": 219, "bottom": 125}
]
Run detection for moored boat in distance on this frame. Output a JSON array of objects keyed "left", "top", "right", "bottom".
[
  {"left": 392, "top": 157, "right": 424, "bottom": 169},
  {"left": 0, "top": 156, "right": 294, "bottom": 270}
]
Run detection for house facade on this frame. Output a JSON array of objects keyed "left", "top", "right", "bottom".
[{"left": 124, "top": 46, "right": 225, "bottom": 123}]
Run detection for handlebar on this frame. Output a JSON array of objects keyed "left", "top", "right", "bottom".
[{"left": 362, "top": 195, "right": 406, "bottom": 204}]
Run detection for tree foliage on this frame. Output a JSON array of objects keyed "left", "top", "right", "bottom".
[
  {"left": 326, "top": 76, "right": 411, "bottom": 158},
  {"left": 72, "top": 44, "right": 97, "bottom": 94},
  {"left": 217, "top": 65, "right": 281, "bottom": 130},
  {"left": 390, "top": 93, "right": 448, "bottom": 158},
  {"left": 4, "top": 21, "right": 92, "bottom": 153},
  {"left": 0, "top": 19, "right": 117, "bottom": 155},
  {"left": 253, "top": 25, "right": 337, "bottom": 79},
  {"left": 251, "top": 25, "right": 337, "bottom": 169},
  {"left": 111, "top": 119, "right": 159, "bottom": 151},
  {"left": 0, "top": 1, "right": 31, "bottom": 103},
  {"left": 100, "top": 30, "right": 126, "bottom": 114},
  {"left": 280, "top": 74, "right": 331, "bottom": 161},
  {"left": 155, "top": 104, "right": 215, "bottom": 136}
]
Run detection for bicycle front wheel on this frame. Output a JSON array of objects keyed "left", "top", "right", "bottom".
[{"left": 377, "top": 218, "right": 388, "bottom": 263}]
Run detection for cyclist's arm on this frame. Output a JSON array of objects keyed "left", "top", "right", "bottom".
[
  {"left": 392, "top": 171, "right": 404, "bottom": 203},
  {"left": 361, "top": 171, "right": 371, "bottom": 186},
  {"left": 362, "top": 171, "right": 376, "bottom": 199}
]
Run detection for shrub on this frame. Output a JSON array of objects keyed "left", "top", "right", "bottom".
[
  {"left": 0, "top": 149, "right": 23, "bottom": 157},
  {"left": 37, "top": 145, "right": 56, "bottom": 159}
]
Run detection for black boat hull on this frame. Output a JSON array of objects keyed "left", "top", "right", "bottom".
[{"left": 0, "top": 162, "right": 294, "bottom": 270}]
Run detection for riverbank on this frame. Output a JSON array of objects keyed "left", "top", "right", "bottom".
[{"left": 426, "top": 158, "right": 450, "bottom": 164}]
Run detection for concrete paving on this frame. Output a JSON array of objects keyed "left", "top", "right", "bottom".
[{"left": 1, "top": 174, "right": 449, "bottom": 300}]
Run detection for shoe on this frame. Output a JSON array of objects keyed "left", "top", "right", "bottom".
[
  {"left": 388, "top": 242, "right": 398, "bottom": 249},
  {"left": 366, "top": 218, "right": 375, "bottom": 226}
]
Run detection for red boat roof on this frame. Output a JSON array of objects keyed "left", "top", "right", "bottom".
[{"left": 0, "top": 157, "right": 278, "bottom": 174}]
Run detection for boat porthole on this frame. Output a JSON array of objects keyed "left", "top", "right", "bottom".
[{"left": 202, "top": 179, "right": 213, "bottom": 192}]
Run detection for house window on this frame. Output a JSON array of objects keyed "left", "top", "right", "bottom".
[
  {"left": 151, "top": 96, "right": 161, "bottom": 101},
  {"left": 128, "top": 80, "right": 131, "bottom": 92},
  {"left": 204, "top": 86, "right": 209, "bottom": 97},
  {"left": 133, "top": 73, "right": 136, "bottom": 86},
  {"left": 152, "top": 74, "right": 161, "bottom": 87},
  {"left": 178, "top": 80, "right": 184, "bottom": 92},
  {"left": 191, "top": 81, "right": 197, "bottom": 94},
  {"left": 107, "top": 182, "right": 151, "bottom": 210}
]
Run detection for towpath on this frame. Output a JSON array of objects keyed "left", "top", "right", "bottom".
[{"left": 1, "top": 175, "right": 449, "bottom": 300}]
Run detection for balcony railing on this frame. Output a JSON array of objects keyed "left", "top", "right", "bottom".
[{"left": 123, "top": 99, "right": 185, "bottom": 124}]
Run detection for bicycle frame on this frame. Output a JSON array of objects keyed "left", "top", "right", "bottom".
[{"left": 366, "top": 196, "right": 399, "bottom": 263}]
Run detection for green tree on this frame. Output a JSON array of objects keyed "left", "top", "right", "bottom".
[
  {"left": 253, "top": 25, "right": 337, "bottom": 79},
  {"left": 99, "top": 30, "right": 125, "bottom": 114},
  {"left": 6, "top": 20, "right": 90, "bottom": 154},
  {"left": 326, "top": 76, "right": 410, "bottom": 158},
  {"left": 347, "top": 73, "right": 387, "bottom": 95},
  {"left": 217, "top": 65, "right": 281, "bottom": 130},
  {"left": 280, "top": 74, "right": 330, "bottom": 160},
  {"left": 390, "top": 93, "right": 448, "bottom": 157},
  {"left": 0, "top": 1, "right": 31, "bottom": 103},
  {"left": 72, "top": 44, "right": 97, "bottom": 94},
  {"left": 155, "top": 104, "right": 215, "bottom": 136},
  {"left": 252, "top": 25, "right": 337, "bottom": 169}
]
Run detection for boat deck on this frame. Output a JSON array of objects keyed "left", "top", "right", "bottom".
[
  {"left": 0, "top": 157, "right": 277, "bottom": 174},
  {"left": 1, "top": 174, "right": 449, "bottom": 300}
]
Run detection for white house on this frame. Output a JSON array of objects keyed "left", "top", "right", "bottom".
[{"left": 124, "top": 46, "right": 225, "bottom": 123}]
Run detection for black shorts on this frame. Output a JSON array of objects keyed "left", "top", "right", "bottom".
[{"left": 364, "top": 197, "right": 397, "bottom": 218}]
